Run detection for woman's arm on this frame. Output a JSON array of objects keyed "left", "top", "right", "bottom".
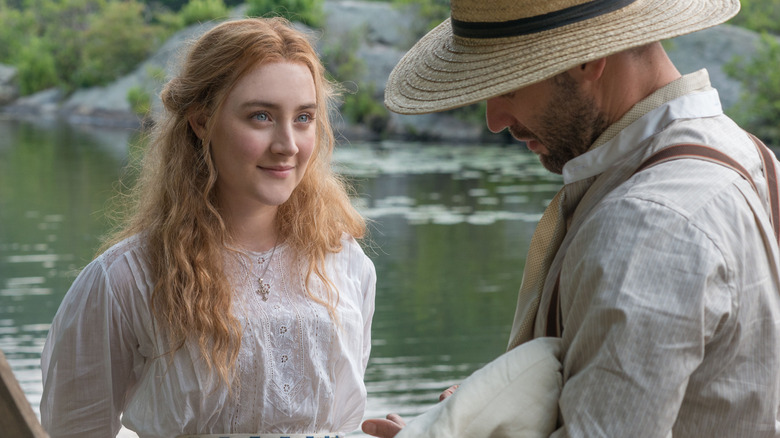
[{"left": 41, "top": 257, "right": 140, "bottom": 438}]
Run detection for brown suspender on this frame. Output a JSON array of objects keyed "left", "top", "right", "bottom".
[
  {"left": 635, "top": 134, "right": 780, "bottom": 242},
  {"left": 545, "top": 134, "right": 779, "bottom": 337}
]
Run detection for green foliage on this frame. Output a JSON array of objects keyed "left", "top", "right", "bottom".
[
  {"left": 724, "top": 33, "right": 780, "bottom": 145},
  {"left": 321, "top": 26, "right": 365, "bottom": 81},
  {"left": 179, "top": 0, "right": 228, "bottom": 26},
  {"left": 451, "top": 102, "right": 487, "bottom": 125},
  {"left": 76, "top": 1, "right": 161, "bottom": 87},
  {"left": 15, "top": 37, "right": 58, "bottom": 94},
  {"left": 321, "top": 26, "right": 390, "bottom": 135},
  {"left": 342, "top": 84, "right": 390, "bottom": 135},
  {"left": 149, "top": 0, "right": 243, "bottom": 12},
  {"left": 127, "top": 85, "right": 152, "bottom": 116},
  {"left": 0, "top": 0, "right": 168, "bottom": 94},
  {"left": 0, "top": 3, "right": 35, "bottom": 63},
  {"left": 27, "top": 0, "right": 105, "bottom": 90},
  {"left": 246, "top": 0, "right": 324, "bottom": 28},
  {"left": 727, "top": 0, "right": 780, "bottom": 34},
  {"left": 146, "top": 65, "right": 168, "bottom": 83},
  {"left": 393, "top": 0, "right": 448, "bottom": 32}
]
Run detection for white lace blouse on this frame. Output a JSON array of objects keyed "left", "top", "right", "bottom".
[{"left": 40, "top": 234, "right": 376, "bottom": 438}]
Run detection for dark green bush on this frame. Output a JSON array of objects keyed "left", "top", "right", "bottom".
[
  {"left": 76, "top": 1, "right": 161, "bottom": 88},
  {"left": 15, "top": 37, "right": 58, "bottom": 94},
  {"left": 127, "top": 85, "right": 152, "bottom": 116},
  {"left": 180, "top": 0, "right": 228, "bottom": 26},
  {"left": 246, "top": 0, "right": 323, "bottom": 28},
  {"left": 724, "top": 32, "right": 780, "bottom": 145},
  {"left": 727, "top": 0, "right": 780, "bottom": 34}
]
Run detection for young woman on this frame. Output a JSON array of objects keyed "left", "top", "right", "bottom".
[{"left": 40, "top": 18, "right": 376, "bottom": 438}]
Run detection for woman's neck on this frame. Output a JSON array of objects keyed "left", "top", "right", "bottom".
[{"left": 223, "top": 204, "right": 279, "bottom": 252}]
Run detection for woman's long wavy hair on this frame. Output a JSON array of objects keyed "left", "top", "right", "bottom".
[{"left": 103, "top": 17, "right": 366, "bottom": 386}]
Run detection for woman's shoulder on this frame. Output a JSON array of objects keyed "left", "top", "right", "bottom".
[
  {"left": 86, "top": 234, "right": 155, "bottom": 299},
  {"left": 59, "top": 234, "right": 153, "bottom": 319},
  {"left": 96, "top": 234, "right": 150, "bottom": 270},
  {"left": 336, "top": 233, "right": 372, "bottom": 260},
  {"left": 331, "top": 233, "right": 376, "bottom": 280}
]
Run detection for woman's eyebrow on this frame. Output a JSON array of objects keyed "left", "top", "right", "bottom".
[{"left": 240, "top": 100, "right": 317, "bottom": 111}]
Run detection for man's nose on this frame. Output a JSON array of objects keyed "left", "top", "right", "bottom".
[{"left": 485, "top": 97, "right": 513, "bottom": 133}]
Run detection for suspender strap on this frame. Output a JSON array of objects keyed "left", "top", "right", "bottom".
[
  {"left": 635, "top": 144, "right": 758, "bottom": 193},
  {"left": 636, "top": 137, "right": 779, "bottom": 243},
  {"left": 749, "top": 133, "right": 780, "bottom": 239},
  {"left": 545, "top": 134, "right": 779, "bottom": 337}
]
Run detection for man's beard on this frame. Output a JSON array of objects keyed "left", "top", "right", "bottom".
[{"left": 511, "top": 73, "right": 610, "bottom": 174}]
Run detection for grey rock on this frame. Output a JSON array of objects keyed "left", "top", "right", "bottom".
[
  {"left": 0, "top": 2, "right": 773, "bottom": 141},
  {"left": 667, "top": 24, "right": 765, "bottom": 110},
  {"left": 323, "top": 0, "right": 423, "bottom": 48},
  {"left": 63, "top": 21, "right": 220, "bottom": 123},
  {"left": 0, "top": 64, "right": 19, "bottom": 105},
  {"left": 3, "top": 88, "right": 64, "bottom": 118}
]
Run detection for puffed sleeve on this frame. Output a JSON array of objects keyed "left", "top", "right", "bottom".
[{"left": 40, "top": 256, "right": 142, "bottom": 438}]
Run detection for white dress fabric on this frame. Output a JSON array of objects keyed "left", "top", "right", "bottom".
[
  {"left": 40, "top": 234, "right": 376, "bottom": 438},
  {"left": 534, "top": 70, "right": 780, "bottom": 437}
]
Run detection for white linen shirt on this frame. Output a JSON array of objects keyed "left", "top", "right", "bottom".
[
  {"left": 537, "top": 70, "right": 780, "bottom": 437},
  {"left": 40, "top": 234, "right": 376, "bottom": 438}
]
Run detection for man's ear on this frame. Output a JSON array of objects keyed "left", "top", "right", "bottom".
[
  {"left": 568, "top": 57, "right": 607, "bottom": 83},
  {"left": 188, "top": 112, "right": 208, "bottom": 140}
]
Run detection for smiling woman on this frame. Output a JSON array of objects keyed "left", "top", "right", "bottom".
[
  {"left": 38, "top": 17, "right": 376, "bottom": 438},
  {"left": 193, "top": 62, "right": 318, "bottom": 225}
]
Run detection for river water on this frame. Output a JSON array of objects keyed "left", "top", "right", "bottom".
[{"left": 0, "top": 117, "right": 560, "bottom": 436}]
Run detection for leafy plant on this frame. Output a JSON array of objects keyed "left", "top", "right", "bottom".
[
  {"left": 724, "top": 32, "right": 780, "bottom": 145},
  {"left": 127, "top": 85, "right": 152, "bottom": 117},
  {"left": 321, "top": 25, "right": 390, "bottom": 135},
  {"left": 393, "top": 0, "right": 448, "bottom": 34},
  {"left": 15, "top": 36, "right": 58, "bottom": 94},
  {"left": 0, "top": 0, "right": 174, "bottom": 95},
  {"left": 342, "top": 84, "right": 390, "bottom": 135},
  {"left": 727, "top": 0, "right": 780, "bottom": 34},
  {"left": 0, "top": 2, "right": 35, "bottom": 63},
  {"left": 179, "top": 0, "right": 228, "bottom": 26},
  {"left": 76, "top": 0, "right": 161, "bottom": 88},
  {"left": 246, "top": 0, "right": 324, "bottom": 28}
]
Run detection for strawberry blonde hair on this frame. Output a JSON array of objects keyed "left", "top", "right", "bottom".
[{"left": 104, "top": 18, "right": 366, "bottom": 385}]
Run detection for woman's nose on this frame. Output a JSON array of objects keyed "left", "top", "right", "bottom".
[{"left": 271, "top": 123, "right": 299, "bottom": 156}]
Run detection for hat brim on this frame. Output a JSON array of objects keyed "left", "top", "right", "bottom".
[{"left": 385, "top": 0, "right": 739, "bottom": 115}]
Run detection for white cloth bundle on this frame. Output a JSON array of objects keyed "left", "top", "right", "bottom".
[{"left": 396, "top": 337, "right": 562, "bottom": 438}]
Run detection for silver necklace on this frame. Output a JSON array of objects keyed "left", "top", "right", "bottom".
[
  {"left": 254, "top": 243, "right": 278, "bottom": 301},
  {"left": 244, "top": 244, "right": 277, "bottom": 301}
]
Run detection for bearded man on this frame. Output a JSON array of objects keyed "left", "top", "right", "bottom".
[{"left": 364, "top": 1, "right": 780, "bottom": 437}]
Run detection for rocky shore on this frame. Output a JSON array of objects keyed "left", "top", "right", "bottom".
[{"left": 0, "top": 1, "right": 768, "bottom": 142}]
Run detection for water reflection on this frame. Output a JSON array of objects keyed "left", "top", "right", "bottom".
[{"left": 0, "top": 118, "right": 560, "bottom": 435}]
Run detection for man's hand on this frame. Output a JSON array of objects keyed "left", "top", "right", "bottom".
[
  {"left": 362, "top": 385, "right": 456, "bottom": 437},
  {"left": 362, "top": 413, "right": 406, "bottom": 438}
]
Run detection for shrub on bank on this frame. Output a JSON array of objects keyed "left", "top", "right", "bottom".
[
  {"left": 180, "top": 0, "right": 229, "bottom": 26},
  {"left": 246, "top": 0, "right": 323, "bottom": 28},
  {"left": 725, "top": 32, "right": 780, "bottom": 146}
]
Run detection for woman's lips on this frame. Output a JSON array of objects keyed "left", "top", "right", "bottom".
[{"left": 259, "top": 165, "right": 294, "bottom": 177}]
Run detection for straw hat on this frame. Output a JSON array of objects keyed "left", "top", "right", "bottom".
[{"left": 385, "top": 0, "right": 740, "bottom": 115}]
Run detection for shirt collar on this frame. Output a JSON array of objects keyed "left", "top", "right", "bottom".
[{"left": 561, "top": 69, "right": 723, "bottom": 183}]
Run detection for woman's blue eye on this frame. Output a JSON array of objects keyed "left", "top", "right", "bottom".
[
  {"left": 253, "top": 112, "right": 269, "bottom": 121},
  {"left": 297, "top": 114, "right": 312, "bottom": 123}
]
